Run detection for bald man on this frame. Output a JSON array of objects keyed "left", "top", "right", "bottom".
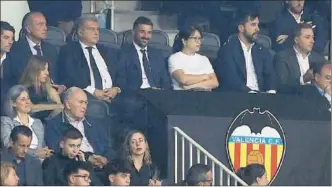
[
  {"left": 45, "top": 87, "right": 115, "bottom": 170},
  {"left": 301, "top": 62, "right": 331, "bottom": 110}
]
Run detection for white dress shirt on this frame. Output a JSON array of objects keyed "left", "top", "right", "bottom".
[
  {"left": 0, "top": 53, "right": 6, "bottom": 66},
  {"left": 133, "top": 42, "right": 151, "bottom": 89},
  {"left": 26, "top": 36, "right": 43, "bottom": 55},
  {"left": 79, "top": 41, "right": 113, "bottom": 94},
  {"left": 288, "top": 9, "right": 303, "bottom": 24},
  {"left": 66, "top": 113, "right": 94, "bottom": 153},
  {"left": 294, "top": 47, "right": 311, "bottom": 85},
  {"left": 239, "top": 38, "right": 259, "bottom": 91},
  {"left": 14, "top": 115, "right": 39, "bottom": 149}
]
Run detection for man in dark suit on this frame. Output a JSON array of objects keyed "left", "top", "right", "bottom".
[
  {"left": 274, "top": 23, "right": 326, "bottom": 94},
  {"left": 3, "top": 12, "right": 64, "bottom": 91},
  {"left": 0, "top": 126, "right": 43, "bottom": 186},
  {"left": 214, "top": 10, "right": 277, "bottom": 93},
  {"left": 0, "top": 21, "right": 15, "bottom": 115},
  {"left": 301, "top": 62, "right": 331, "bottom": 111},
  {"left": 57, "top": 14, "right": 124, "bottom": 107},
  {"left": 44, "top": 87, "right": 115, "bottom": 169},
  {"left": 118, "top": 16, "right": 172, "bottom": 91},
  {"left": 270, "top": 0, "right": 328, "bottom": 53}
]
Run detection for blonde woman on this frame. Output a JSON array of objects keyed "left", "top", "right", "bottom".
[
  {"left": 19, "top": 55, "right": 63, "bottom": 119},
  {"left": 118, "top": 130, "right": 161, "bottom": 186},
  {"left": 0, "top": 162, "right": 19, "bottom": 186}
]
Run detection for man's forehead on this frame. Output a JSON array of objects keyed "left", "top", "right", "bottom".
[
  {"left": 300, "top": 28, "right": 314, "bottom": 35},
  {"left": 1, "top": 30, "right": 14, "bottom": 36}
]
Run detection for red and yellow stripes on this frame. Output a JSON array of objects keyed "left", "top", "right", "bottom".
[{"left": 228, "top": 142, "right": 283, "bottom": 181}]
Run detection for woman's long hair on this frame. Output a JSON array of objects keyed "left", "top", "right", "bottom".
[
  {"left": 236, "top": 163, "right": 266, "bottom": 185},
  {"left": 19, "top": 55, "right": 52, "bottom": 97},
  {"left": 119, "top": 130, "right": 152, "bottom": 165},
  {"left": 172, "top": 24, "right": 203, "bottom": 53}
]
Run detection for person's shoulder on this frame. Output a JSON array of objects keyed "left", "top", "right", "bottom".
[
  {"left": 275, "top": 48, "right": 294, "bottom": 58},
  {"left": 26, "top": 153, "right": 42, "bottom": 164},
  {"left": 0, "top": 116, "right": 12, "bottom": 122},
  {"left": 44, "top": 113, "right": 62, "bottom": 124},
  {"left": 169, "top": 51, "right": 184, "bottom": 60},
  {"left": 310, "top": 51, "right": 326, "bottom": 61}
]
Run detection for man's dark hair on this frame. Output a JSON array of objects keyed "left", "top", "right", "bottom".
[
  {"left": 62, "top": 127, "right": 83, "bottom": 141},
  {"left": 64, "top": 161, "right": 92, "bottom": 179},
  {"left": 235, "top": 9, "right": 260, "bottom": 26},
  {"left": 312, "top": 62, "right": 330, "bottom": 75},
  {"left": 105, "top": 159, "right": 131, "bottom": 176},
  {"left": 186, "top": 164, "right": 211, "bottom": 186},
  {"left": 0, "top": 21, "right": 15, "bottom": 35},
  {"left": 294, "top": 23, "right": 313, "bottom": 38},
  {"left": 133, "top": 16, "right": 153, "bottom": 29},
  {"left": 10, "top": 125, "right": 32, "bottom": 143}
]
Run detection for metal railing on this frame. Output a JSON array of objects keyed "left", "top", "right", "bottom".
[{"left": 173, "top": 127, "right": 247, "bottom": 186}]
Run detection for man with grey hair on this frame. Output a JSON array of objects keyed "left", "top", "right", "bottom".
[
  {"left": 57, "top": 14, "right": 125, "bottom": 107},
  {"left": 3, "top": 12, "right": 63, "bottom": 90},
  {"left": 44, "top": 87, "right": 115, "bottom": 170},
  {"left": 185, "top": 164, "right": 213, "bottom": 186}
]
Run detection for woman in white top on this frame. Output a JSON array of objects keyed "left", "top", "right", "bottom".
[
  {"left": 1, "top": 85, "right": 53, "bottom": 159},
  {"left": 169, "top": 25, "right": 219, "bottom": 90}
]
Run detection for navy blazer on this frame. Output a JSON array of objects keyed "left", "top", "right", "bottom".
[
  {"left": 118, "top": 44, "right": 172, "bottom": 91},
  {"left": 274, "top": 48, "right": 326, "bottom": 93},
  {"left": 214, "top": 36, "right": 276, "bottom": 92},
  {"left": 1, "top": 148, "right": 43, "bottom": 186},
  {"left": 271, "top": 7, "right": 328, "bottom": 53},
  {"left": 300, "top": 85, "right": 331, "bottom": 111},
  {"left": 44, "top": 112, "right": 115, "bottom": 161},
  {"left": 3, "top": 37, "right": 58, "bottom": 87},
  {"left": 57, "top": 41, "right": 125, "bottom": 90}
]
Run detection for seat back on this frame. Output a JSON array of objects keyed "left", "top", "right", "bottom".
[
  {"left": 122, "top": 29, "right": 169, "bottom": 46},
  {"left": 72, "top": 28, "right": 120, "bottom": 49},
  {"left": 199, "top": 32, "right": 221, "bottom": 63}
]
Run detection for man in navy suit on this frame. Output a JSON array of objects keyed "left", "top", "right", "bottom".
[
  {"left": 3, "top": 12, "right": 64, "bottom": 92},
  {"left": 270, "top": 0, "right": 328, "bottom": 53},
  {"left": 45, "top": 87, "right": 115, "bottom": 169},
  {"left": 214, "top": 10, "right": 277, "bottom": 93},
  {"left": 118, "top": 16, "right": 172, "bottom": 91}
]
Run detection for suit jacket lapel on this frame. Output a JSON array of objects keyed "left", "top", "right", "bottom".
[
  {"left": 130, "top": 44, "right": 143, "bottom": 75},
  {"left": 147, "top": 46, "right": 158, "bottom": 84},
  {"left": 74, "top": 42, "right": 91, "bottom": 84},
  {"left": 289, "top": 49, "right": 301, "bottom": 79},
  {"left": 234, "top": 38, "right": 246, "bottom": 79},
  {"left": 24, "top": 157, "right": 33, "bottom": 185}
]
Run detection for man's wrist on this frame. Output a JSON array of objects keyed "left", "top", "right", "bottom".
[{"left": 114, "top": 87, "right": 121, "bottom": 93}]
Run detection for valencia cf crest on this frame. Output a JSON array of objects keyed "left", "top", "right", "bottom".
[{"left": 226, "top": 108, "right": 286, "bottom": 185}]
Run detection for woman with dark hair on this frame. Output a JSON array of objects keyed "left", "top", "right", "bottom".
[
  {"left": 118, "top": 130, "right": 161, "bottom": 186},
  {"left": 19, "top": 55, "right": 64, "bottom": 119},
  {"left": 169, "top": 25, "right": 219, "bottom": 91},
  {"left": 236, "top": 163, "right": 269, "bottom": 186}
]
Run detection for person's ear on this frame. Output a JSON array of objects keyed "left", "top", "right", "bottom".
[
  {"left": 182, "top": 38, "right": 187, "bottom": 47},
  {"left": 294, "top": 36, "right": 299, "bottom": 44},
  {"left": 9, "top": 139, "right": 14, "bottom": 147},
  {"left": 108, "top": 174, "right": 115, "bottom": 183},
  {"left": 314, "top": 73, "right": 320, "bottom": 82},
  {"left": 60, "top": 140, "right": 64, "bottom": 149},
  {"left": 238, "top": 24, "right": 244, "bottom": 33}
]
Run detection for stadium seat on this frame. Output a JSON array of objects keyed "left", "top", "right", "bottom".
[{"left": 199, "top": 32, "right": 221, "bottom": 63}]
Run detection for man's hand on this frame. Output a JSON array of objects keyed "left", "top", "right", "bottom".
[
  {"left": 88, "top": 154, "right": 108, "bottom": 168},
  {"left": 103, "top": 87, "right": 120, "bottom": 99},
  {"left": 34, "top": 147, "right": 53, "bottom": 159},
  {"left": 52, "top": 84, "right": 67, "bottom": 94},
  {"left": 93, "top": 89, "right": 106, "bottom": 100},
  {"left": 276, "top": 35, "right": 289, "bottom": 44},
  {"left": 76, "top": 150, "right": 86, "bottom": 162},
  {"left": 303, "top": 69, "right": 314, "bottom": 83}
]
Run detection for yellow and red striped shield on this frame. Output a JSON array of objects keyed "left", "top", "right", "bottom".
[{"left": 226, "top": 108, "right": 286, "bottom": 184}]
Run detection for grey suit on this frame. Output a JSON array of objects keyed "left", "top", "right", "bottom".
[
  {"left": 1, "top": 147, "right": 44, "bottom": 185},
  {"left": 274, "top": 47, "right": 326, "bottom": 93},
  {"left": 0, "top": 116, "right": 45, "bottom": 156}
]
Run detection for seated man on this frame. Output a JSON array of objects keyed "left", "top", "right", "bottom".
[
  {"left": 0, "top": 126, "right": 43, "bottom": 185},
  {"left": 0, "top": 21, "right": 15, "bottom": 115},
  {"left": 64, "top": 161, "right": 92, "bottom": 186},
  {"left": 185, "top": 164, "right": 213, "bottom": 186},
  {"left": 3, "top": 12, "right": 64, "bottom": 91},
  {"left": 57, "top": 14, "right": 124, "bottom": 105},
  {"left": 105, "top": 160, "right": 131, "bottom": 186},
  {"left": 301, "top": 62, "right": 331, "bottom": 111},
  {"left": 274, "top": 23, "right": 326, "bottom": 94},
  {"left": 42, "top": 128, "right": 102, "bottom": 185},
  {"left": 270, "top": 0, "right": 328, "bottom": 53},
  {"left": 45, "top": 87, "right": 115, "bottom": 169},
  {"left": 118, "top": 16, "right": 172, "bottom": 91},
  {"left": 214, "top": 10, "right": 277, "bottom": 93}
]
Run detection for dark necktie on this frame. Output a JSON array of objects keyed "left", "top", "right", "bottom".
[
  {"left": 86, "top": 47, "right": 103, "bottom": 89},
  {"left": 34, "top": 45, "right": 42, "bottom": 56},
  {"left": 140, "top": 49, "right": 156, "bottom": 87}
]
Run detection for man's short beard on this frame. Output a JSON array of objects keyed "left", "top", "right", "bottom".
[{"left": 244, "top": 31, "right": 257, "bottom": 44}]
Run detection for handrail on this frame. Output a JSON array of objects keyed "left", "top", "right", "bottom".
[{"left": 174, "top": 127, "right": 248, "bottom": 186}]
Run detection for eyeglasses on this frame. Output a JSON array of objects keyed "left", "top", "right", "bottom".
[
  {"left": 189, "top": 37, "right": 204, "bottom": 42},
  {"left": 73, "top": 175, "right": 91, "bottom": 181}
]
